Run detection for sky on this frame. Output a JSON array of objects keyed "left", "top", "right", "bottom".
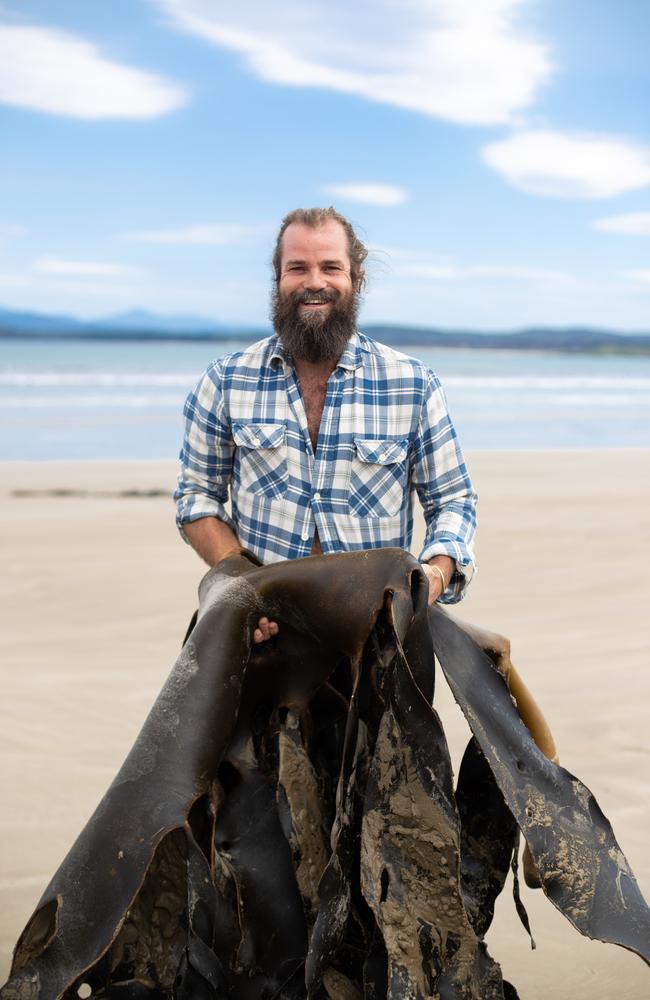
[{"left": 1, "top": 0, "right": 649, "bottom": 331}]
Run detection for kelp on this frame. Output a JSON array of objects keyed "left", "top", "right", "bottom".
[{"left": 2, "top": 549, "right": 648, "bottom": 999}]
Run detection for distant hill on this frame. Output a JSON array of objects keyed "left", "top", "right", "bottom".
[
  {"left": 0, "top": 305, "right": 266, "bottom": 341},
  {"left": 1, "top": 305, "right": 649, "bottom": 354},
  {"left": 0, "top": 305, "right": 85, "bottom": 332},
  {"left": 95, "top": 308, "right": 227, "bottom": 334},
  {"left": 363, "top": 324, "right": 650, "bottom": 355}
]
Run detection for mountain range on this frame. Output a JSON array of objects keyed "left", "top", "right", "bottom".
[{"left": 1, "top": 305, "right": 649, "bottom": 354}]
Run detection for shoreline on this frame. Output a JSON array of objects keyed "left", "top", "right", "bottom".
[
  {"left": 3, "top": 329, "right": 650, "bottom": 356},
  {"left": 1, "top": 451, "right": 649, "bottom": 996}
]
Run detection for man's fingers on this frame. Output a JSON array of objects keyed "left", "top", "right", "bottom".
[
  {"left": 421, "top": 564, "right": 443, "bottom": 605},
  {"left": 252, "top": 617, "right": 279, "bottom": 644}
]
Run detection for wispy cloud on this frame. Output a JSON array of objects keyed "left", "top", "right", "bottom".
[
  {"left": 322, "top": 183, "right": 408, "bottom": 207},
  {"left": 0, "top": 224, "right": 28, "bottom": 255},
  {"left": 0, "top": 272, "right": 28, "bottom": 289},
  {"left": 0, "top": 224, "right": 29, "bottom": 239},
  {"left": 396, "top": 262, "right": 577, "bottom": 284},
  {"left": 624, "top": 270, "right": 650, "bottom": 284},
  {"left": 153, "top": 0, "right": 553, "bottom": 125},
  {"left": 593, "top": 212, "right": 650, "bottom": 235},
  {"left": 121, "top": 223, "right": 264, "bottom": 245},
  {"left": 34, "top": 258, "right": 139, "bottom": 277},
  {"left": 482, "top": 130, "right": 650, "bottom": 199},
  {"left": 396, "top": 264, "right": 460, "bottom": 280},
  {"left": 37, "top": 279, "right": 142, "bottom": 298},
  {"left": 0, "top": 23, "right": 187, "bottom": 119}
]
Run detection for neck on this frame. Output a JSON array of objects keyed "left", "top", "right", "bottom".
[{"left": 293, "top": 356, "right": 338, "bottom": 383}]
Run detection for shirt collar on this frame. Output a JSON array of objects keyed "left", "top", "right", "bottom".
[{"left": 269, "top": 330, "right": 362, "bottom": 371}]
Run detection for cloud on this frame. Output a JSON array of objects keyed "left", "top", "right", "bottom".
[
  {"left": 624, "top": 270, "right": 650, "bottom": 284},
  {"left": 34, "top": 258, "right": 139, "bottom": 277},
  {"left": 40, "top": 279, "right": 149, "bottom": 299},
  {"left": 0, "top": 272, "right": 28, "bottom": 289},
  {"left": 394, "top": 261, "right": 577, "bottom": 284},
  {"left": 593, "top": 212, "right": 650, "bottom": 235},
  {"left": 482, "top": 130, "right": 650, "bottom": 199},
  {"left": 322, "top": 183, "right": 408, "bottom": 207},
  {"left": 397, "top": 264, "right": 460, "bottom": 280},
  {"left": 153, "top": 0, "right": 553, "bottom": 125},
  {"left": 121, "top": 223, "right": 263, "bottom": 245},
  {"left": 0, "top": 224, "right": 28, "bottom": 255},
  {"left": 0, "top": 23, "right": 187, "bottom": 119},
  {"left": 0, "top": 224, "right": 29, "bottom": 239}
]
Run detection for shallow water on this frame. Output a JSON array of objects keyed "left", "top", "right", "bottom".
[{"left": 1, "top": 338, "right": 649, "bottom": 459}]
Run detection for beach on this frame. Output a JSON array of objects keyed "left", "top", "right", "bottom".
[{"left": 1, "top": 450, "right": 649, "bottom": 997}]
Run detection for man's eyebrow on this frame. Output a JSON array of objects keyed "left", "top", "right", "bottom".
[{"left": 283, "top": 258, "right": 348, "bottom": 268}]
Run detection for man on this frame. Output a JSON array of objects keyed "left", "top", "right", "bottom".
[{"left": 174, "top": 207, "right": 477, "bottom": 642}]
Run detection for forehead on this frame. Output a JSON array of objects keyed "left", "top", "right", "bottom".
[{"left": 280, "top": 220, "right": 350, "bottom": 266}]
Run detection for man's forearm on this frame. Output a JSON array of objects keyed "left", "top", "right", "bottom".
[
  {"left": 422, "top": 554, "right": 456, "bottom": 604},
  {"left": 428, "top": 554, "right": 455, "bottom": 579},
  {"left": 182, "top": 517, "right": 240, "bottom": 567}
]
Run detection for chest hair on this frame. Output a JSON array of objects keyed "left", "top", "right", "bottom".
[
  {"left": 299, "top": 375, "right": 329, "bottom": 453},
  {"left": 294, "top": 366, "right": 332, "bottom": 555}
]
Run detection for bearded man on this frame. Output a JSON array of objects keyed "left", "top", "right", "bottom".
[{"left": 174, "top": 207, "right": 477, "bottom": 642}]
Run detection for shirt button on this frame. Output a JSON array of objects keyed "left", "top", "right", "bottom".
[
  {"left": 302, "top": 530, "right": 310, "bottom": 541},
  {"left": 313, "top": 491, "right": 321, "bottom": 501}
]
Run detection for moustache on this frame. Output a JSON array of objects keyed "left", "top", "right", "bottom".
[{"left": 292, "top": 290, "right": 339, "bottom": 306}]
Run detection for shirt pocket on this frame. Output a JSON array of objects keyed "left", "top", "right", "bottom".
[
  {"left": 348, "top": 437, "right": 409, "bottom": 517},
  {"left": 232, "top": 422, "right": 288, "bottom": 498}
]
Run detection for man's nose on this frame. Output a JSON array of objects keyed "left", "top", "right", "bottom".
[{"left": 303, "top": 267, "right": 327, "bottom": 289}]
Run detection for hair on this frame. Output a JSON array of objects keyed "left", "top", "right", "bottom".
[{"left": 272, "top": 206, "right": 368, "bottom": 292}]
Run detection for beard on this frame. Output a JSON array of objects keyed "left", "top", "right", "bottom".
[{"left": 271, "top": 286, "right": 359, "bottom": 364}]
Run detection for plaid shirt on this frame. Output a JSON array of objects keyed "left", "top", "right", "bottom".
[{"left": 175, "top": 332, "right": 477, "bottom": 602}]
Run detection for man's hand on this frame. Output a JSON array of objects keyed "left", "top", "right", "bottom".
[
  {"left": 253, "top": 616, "right": 279, "bottom": 644},
  {"left": 183, "top": 518, "right": 280, "bottom": 645},
  {"left": 421, "top": 556, "right": 456, "bottom": 605}
]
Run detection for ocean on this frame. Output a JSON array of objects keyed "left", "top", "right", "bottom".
[{"left": 1, "top": 337, "right": 649, "bottom": 460}]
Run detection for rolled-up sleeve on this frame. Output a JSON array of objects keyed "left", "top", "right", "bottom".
[
  {"left": 412, "top": 371, "right": 477, "bottom": 602},
  {"left": 173, "top": 361, "right": 236, "bottom": 538}
]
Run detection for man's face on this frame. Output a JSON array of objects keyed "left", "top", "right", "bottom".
[{"left": 272, "top": 220, "right": 360, "bottom": 364}]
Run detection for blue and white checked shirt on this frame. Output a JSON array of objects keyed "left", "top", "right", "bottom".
[{"left": 175, "top": 332, "right": 477, "bottom": 602}]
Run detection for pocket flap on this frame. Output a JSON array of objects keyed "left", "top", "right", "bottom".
[
  {"left": 354, "top": 437, "right": 408, "bottom": 464},
  {"left": 233, "top": 422, "right": 286, "bottom": 449}
]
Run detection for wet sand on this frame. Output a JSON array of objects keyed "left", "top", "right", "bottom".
[{"left": 1, "top": 452, "right": 649, "bottom": 996}]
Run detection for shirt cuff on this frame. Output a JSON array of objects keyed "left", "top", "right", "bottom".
[{"left": 175, "top": 494, "right": 235, "bottom": 543}]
